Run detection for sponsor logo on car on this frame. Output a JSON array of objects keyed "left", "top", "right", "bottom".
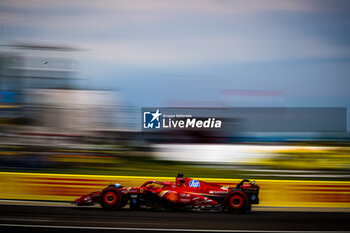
[
  {"left": 189, "top": 179, "right": 200, "bottom": 188},
  {"left": 209, "top": 190, "right": 228, "bottom": 194}
]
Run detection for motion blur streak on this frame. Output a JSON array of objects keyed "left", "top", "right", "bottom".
[
  {"left": 0, "top": 172, "right": 349, "bottom": 208},
  {"left": 1, "top": 204, "right": 350, "bottom": 231}
]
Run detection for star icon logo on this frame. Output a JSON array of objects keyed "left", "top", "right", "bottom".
[
  {"left": 150, "top": 109, "right": 162, "bottom": 122},
  {"left": 143, "top": 109, "right": 162, "bottom": 129}
]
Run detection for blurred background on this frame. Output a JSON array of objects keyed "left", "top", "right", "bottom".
[{"left": 0, "top": 0, "right": 349, "bottom": 202}]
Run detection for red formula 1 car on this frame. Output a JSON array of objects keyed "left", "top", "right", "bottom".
[{"left": 73, "top": 174, "right": 259, "bottom": 213}]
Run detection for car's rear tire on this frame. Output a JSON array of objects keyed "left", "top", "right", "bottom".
[
  {"left": 224, "top": 192, "right": 248, "bottom": 213},
  {"left": 100, "top": 188, "right": 123, "bottom": 210}
]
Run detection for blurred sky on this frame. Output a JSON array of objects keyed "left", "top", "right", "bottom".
[{"left": 1, "top": 0, "right": 350, "bottom": 113}]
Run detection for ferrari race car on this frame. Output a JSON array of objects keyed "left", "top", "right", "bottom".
[{"left": 73, "top": 174, "right": 259, "bottom": 213}]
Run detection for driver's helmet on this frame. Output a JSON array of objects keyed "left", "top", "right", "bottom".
[{"left": 176, "top": 173, "right": 185, "bottom": 186}]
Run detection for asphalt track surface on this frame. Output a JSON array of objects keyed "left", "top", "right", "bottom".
[{"left": 0, "top": 204, "right": 349, "bottom": 232}]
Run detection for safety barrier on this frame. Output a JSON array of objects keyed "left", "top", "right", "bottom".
[{"left": 0, "top": 172, "right": 349, "bottom": 207}]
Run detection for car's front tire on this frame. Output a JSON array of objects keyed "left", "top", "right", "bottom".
[{"left": 100, "top": 187, "right": 123, "bottom": 210}]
